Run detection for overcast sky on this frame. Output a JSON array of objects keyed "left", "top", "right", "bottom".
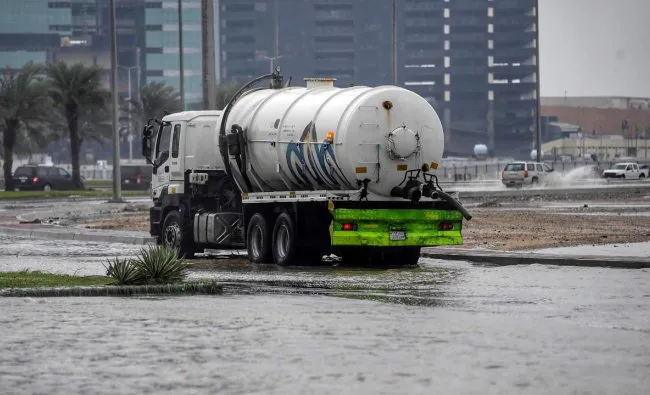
[{"left": 539, "top": 0, "right": 650, "bottom": 98}]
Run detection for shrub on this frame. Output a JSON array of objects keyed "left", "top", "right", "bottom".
[
  {"left": 104, "top": 257, "right": 141, "bottom": 285},
  {"left": 133, "top": 245, "right": 189, "bottom": 284}
]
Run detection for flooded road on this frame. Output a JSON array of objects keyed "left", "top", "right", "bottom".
[{"left": 1, "top": 232, "right": 650, "bottom": 394}]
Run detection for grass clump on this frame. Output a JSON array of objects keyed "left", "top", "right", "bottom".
[
  {"left": 104, "top": 257, "right": 141, "bottom": 285},
  {"left": 104, "top": 245, "right": 188, "bottom": 286},
  {"left": 0, "top": 271, "right": 112, "bottom": 288}
]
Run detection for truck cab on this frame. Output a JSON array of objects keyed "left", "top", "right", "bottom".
[{"left": 144, "top": 111, "right": 241, "bottom": 256}]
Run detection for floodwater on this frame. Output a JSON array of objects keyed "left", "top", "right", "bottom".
[{"left": 1, "top": 233, "right": 650, "bottom": 394}]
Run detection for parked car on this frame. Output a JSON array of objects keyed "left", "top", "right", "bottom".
[
  {"left": 121, "top": 164, "right": 153, "bottom": 190},
  {"left": 602, "top": 162, "right": 648, "bottom": 179},
  {"left": 12, "top": 165, "right": 85, "bottom": 191},
  {"left": 501, "top": 161, "right": 554, "bottom": 187}
]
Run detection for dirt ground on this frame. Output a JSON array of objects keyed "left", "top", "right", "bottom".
[{"left": 80, "top": 200, "right": 650, "bottom": 251}]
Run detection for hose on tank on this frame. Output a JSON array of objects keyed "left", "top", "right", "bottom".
[
  {"left": 219, "top": 71, "right": 283, "bottom": 191},
  {"left": 436, "top": 190, "right": 473, "bottom": 221}
]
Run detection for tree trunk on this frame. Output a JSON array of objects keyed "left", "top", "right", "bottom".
[
  {"left": 2, "top": 120, "right": 18, "bottom": 191},
  {"left": 66, "top": 103, "right": 83, "bottom": 189}
]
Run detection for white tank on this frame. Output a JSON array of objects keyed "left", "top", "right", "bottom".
[
  {"left": 223, "top": 83, "right": 445, "bottom": 198},
  {"left": 473, "top": 144, "right": 488, "bottom": 157}
]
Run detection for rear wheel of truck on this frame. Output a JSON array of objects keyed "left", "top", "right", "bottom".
[
  {"left": 247, "top": 213, "right": 272, "bottom": 263},
  {"left": 272, "top": 213, "right": 299, "bottom": 266},
  {"left": 161, "top": 210, "right": 196, "bottom": 259}
]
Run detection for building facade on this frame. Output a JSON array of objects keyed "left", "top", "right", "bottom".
[
  {"left": 144, "top": 0, "right": 206, "bottom": 108},
  {"left": 0, "top": 0, "right": 146, "bottom": 99},
  {"left": 218, "top": 0, "right": 538, "bottom": 157}
]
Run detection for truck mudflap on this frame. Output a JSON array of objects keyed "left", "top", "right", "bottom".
[{"left": 330, "top": 208, "right": 464, "bottom": 247}]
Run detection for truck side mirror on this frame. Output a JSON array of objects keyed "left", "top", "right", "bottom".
[{"left": 142, "top": 125, "right": 153, "bottom": 164}]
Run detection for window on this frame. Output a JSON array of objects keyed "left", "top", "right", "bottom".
[
  {"left": 37, "top": 168, "right": 49, "bottom": 177},
  {"left": 58, "top": 168, "right": 70, "bottom": 177},
  {"left": 14, "top": 167, "right": 35, "bottom": 177},
  {"left": 504, "top": 163, "right": 524, "bottom": 171},
  {"left": 544, "top": 164, "right": 553, "bottom": 172},
  {"left": 155, "top": 123, "right": 172, "bottom": 161},
  {"left": 527, "top": 163, "right": 536, "bottom": 170},
  {"left": 536, "top": 164, "right": 543, "bottom": 172},
  {"left": 172, "top": 124, "right": 181, "bottom": 158}
]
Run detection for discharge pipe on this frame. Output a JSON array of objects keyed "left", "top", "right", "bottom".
[{"left": 437, "top": 190, "right": 473, "bottom": 221}]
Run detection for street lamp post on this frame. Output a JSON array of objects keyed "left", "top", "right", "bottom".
[
  {"left": 178, "top": 0, "right": 185, "bottom": 110},
  {"left": 109, "top": 0, "right": 123, "bottom": 202},
  {"left": 534, "top": 0, "right": 542, "bottom": 163},
  {"left": 118, "top": 65, "right": 140, "bottom": 162}
]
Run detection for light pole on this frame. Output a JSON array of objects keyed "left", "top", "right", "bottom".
[
  {"left": 109, "top": 0, "right": 123, "bottom": 202},
  {"left": 263, "top": 55, "right": 283, "bottom": 74},
  {"left": 534, "top": 0, "right": 542, "bottom": 162},
  {"left": 118, "top": 65, "right": 140, "bottom": 162},
  {"left": 392, "top": 0, "right": 397, "bottom": 85},
  {"left": 201, "top": 0, "right": 216, "bottom": 110},
  {"left": 178, "top": 0, "right": 185, "bottom": 109}
]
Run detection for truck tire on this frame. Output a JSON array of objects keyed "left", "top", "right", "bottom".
[
  {"left": 272, "top": 213, "right": 299, "bottom": 266},
  {"left": 640, "top": 173, "right": 646, "bottom": 179},
  {"left": 161, "top": 210, "right": 196, "bottom": 259},
  {"left": 247, "top": 213, "right": 272, "bottom": 263}
]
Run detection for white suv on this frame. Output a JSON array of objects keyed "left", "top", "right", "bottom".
[{"left": 502, "top": 161, "right": 554, "bottom": 187}]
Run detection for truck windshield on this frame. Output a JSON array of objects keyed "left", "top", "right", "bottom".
[
  {"left": 155, "top": 123, "right": 172, "bottom": 160},
  {"left": 612, "top": 164, "right": 628, "bottom": 170}
]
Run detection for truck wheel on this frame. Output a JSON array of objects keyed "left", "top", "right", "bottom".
[
  {"left": 247, "top": 213, "right": 271, "bottom": 263},
  {"left": 640, "top": 174, "right": 646, "bottom": 179},
  {"left": 272, "top": 213, "right": 298, "bottom": 266},
  {"left": 161, "top": 210, "right": 195, "bottom": 259}
]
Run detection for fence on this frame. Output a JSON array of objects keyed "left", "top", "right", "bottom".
[{"left": 438, "top": 160, "right": 650, "bottom": 182}]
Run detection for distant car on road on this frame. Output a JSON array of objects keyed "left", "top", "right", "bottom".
[
  {"left": 501, "top": 161, "right": 554, "bottom": 187},
  {"left": 13, "top": 165, "right": 85, "bottom": 191},
  {"left": 602, "top": 163, "right": 648, "bottom": 179},
  {"left": 121, "top": 164, "right": 153, "bottom": 190}
]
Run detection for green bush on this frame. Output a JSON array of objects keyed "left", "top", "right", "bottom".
[
  {"left": 133, "top": 245, "right": 189, "bottom": 284},
  {"left": 104, "top": 246, "right": 188, "bottom": 285},
  {"left": 104, "top": 257, "right": 141, "bottom": 285}
]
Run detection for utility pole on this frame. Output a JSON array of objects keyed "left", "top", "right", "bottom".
[
  {"left": 275, "top": 0, "right": 280, "bottom": 60},
  {"left": 534, "top": 0, "right": 542, "bottom": 162},
  {"left": 178, "top": 0, "right": 185, "bottom": 110},
  {"left": 392, "top": 0, "right": 397, "bottom": 85},
  {"left": 201, "top": 0, "right": 216, "bottom": 110},
  {"left": 109, "top": 0, "right": 122, "bottom": 202}
]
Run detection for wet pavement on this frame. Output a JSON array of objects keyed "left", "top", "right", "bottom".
[
  {"left": 1, "top": 233, "right": 650, "bottom": 394},
  {"left": 533, "top": 241, "right": 650, "bottom": 257}
]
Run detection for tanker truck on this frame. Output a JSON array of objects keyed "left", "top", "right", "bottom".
[{"left": 141, "top": 69, "right": 471, "bottom": 266}]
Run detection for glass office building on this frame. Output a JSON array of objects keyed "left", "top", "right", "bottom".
[
  {"left": 218, "top": 0, "right": 538, "bottom": 156},
  {"left": 144, "top": 0, "right": 204, "bottom": 109},
  {"left": 0, "top": 0, "right": 146, "bottom": 100}
]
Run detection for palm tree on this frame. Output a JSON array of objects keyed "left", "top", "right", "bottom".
[
  {"left": 128, "top": 81, "right": 181, "bottom": 131},
  {"left": 46, "top": 62, "right": 107, "bottom": 189},
  {"left": 0, "top": 63, "right": 52, "bottom": 191}
]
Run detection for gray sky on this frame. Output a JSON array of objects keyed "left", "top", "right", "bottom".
[{"left": 539, "top": 0, "right": 650, "bottom": 97}]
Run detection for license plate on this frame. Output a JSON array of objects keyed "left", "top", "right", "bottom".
[{"left": 389, "top": 231, "right": 406, "bottom": 241}]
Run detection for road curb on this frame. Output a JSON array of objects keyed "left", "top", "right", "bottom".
[
  {"left": 421, "top": 249, "right": 650, "bottom": 269},
  {"left": 0, "top": 226, "right": 154, "bottom": 245}
]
